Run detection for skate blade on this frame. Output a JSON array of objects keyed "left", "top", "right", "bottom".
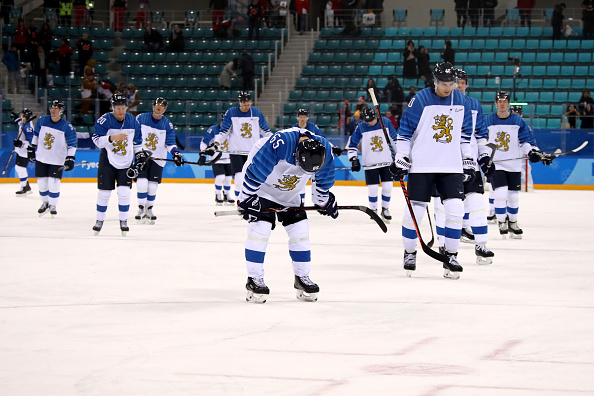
[
  {"left": 135, "top": 218, "right": 145, "bottom": 224},
  {"left": 216, "top": 202, "right": 223, "bottom": 206},
  {"left": 147, "top": 219, "right": 156, "bottom": 225},
  {"left": 405, "top": 270, "right": 413, "bottom": 277},
  {"left": 296, "top": 290, "right": 318, "bottom": 302},
  {"left": 381, "top": 217, "right": 391, "bottom": 224},
  {"left": 93, "top": 230, "right": 101, "bottom": 236},
  {"left": 50, "top": 213, "right": 56, "bottom": 219},
  {"left": 38, "top": 210, "right": 49, "bottom": 217},
  {"left": 500, "top": 233, "right": 507, "bottom": 240},
  {"left": 121, "top": 231, "right": 128, "bottom": 237},
  {"left": 246, "top": 291, "right": 267, "bottom": 303},
  {"left": 460, "top": 237, "right": 475, "bottom": 244},
  {"left": 488, "top": 219, "right": 497, "bottom": 225},
  {"left": 509, "top": 234, "right": 522, "bottom": 240},
  {"left": 443, "top": 269, "right": 461, "bottom": 280},
  {"left": 224, "top": 201, "right": 236, "bottom": 206},
  {"left": 476, "top": 256, "right": 493, "bottom": 265}
]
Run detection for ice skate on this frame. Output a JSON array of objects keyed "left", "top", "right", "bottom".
[
  {"left": 475, "top": 244, "right": 494, "bottom": 265},
  {"left": 246, "top": 277, "right": 269, "bottom": 303},
  {"left": 461, "top": 227, "right": 475, "bottom": 243},
  {"left": 38, "top": 202, "right": 50, "bottom": 216},
  {"left": 92, "top": 220, "right": 103, "bottom": 236},
  {"left": 15, "top": 182, "right": 32, "bottom": 197},
  {"left": 215, "top": 194, "right": 224, "bottom": 206},
  {"left": 508, "top": 220, "right": 523, "bottom": 239},
  {"left": 498, "top": 220, "right": 508, "bottom": 239},
  {"left": 487, "top": 213, "right": 497, "bottom": 224},
  {"left": 49, "top": 205, "right": 57, "bottom": 218},
  {"left": 439, "top": 246, "right": 446, "bottom": 256},
  {"left": 223, "top": 191, "right": 235, "bottom": 205},
  {"left": 294, "top": 275, "right": 319, "bottom": 302},
  {"left": 135, "top": 205, "right": 146, "bottom": 224},
  {"left": 443, "top": 251, "right": 463, "bottom": 279},
  {"left": 380, "top": 207, "right": 392, "bottom": 223},
  {"left": 144, "top": 206, "right": 156, "bottom": 225},
  {"left": 403, "top": 250, "right": 417, "bottom": 277},
  {"left": 120, "top": 220, "right": 129, "bottom": 237}
]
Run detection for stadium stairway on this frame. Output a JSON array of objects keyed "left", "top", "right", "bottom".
[{"left": 257, "top": 30, "right": 318, "bottom": 129}]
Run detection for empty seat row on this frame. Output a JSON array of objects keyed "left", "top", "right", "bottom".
[
  {"left": 124, "top": 39, "right": 278, "bottom": 51},
  {"left": 122, "top": 63, "right": 268, "bottom": 76},
  {"left": 118, "top": 51, "right": 272, "bottom": 64},
  {"left": 51, "top": 38, "right": 113, "bottom": 50},
  {"left": 283, "top": 102, "right": 393, "bottom": 116},
  {"left": 320, "top": 26, "right": 557, "bottom": 39},
  {"left": 137, "top": 100, "right": 234, "bottom": 113},
  {"left": 121, "top": 27, "right": 286, "bottom": 39},
  {"left": 1, "top": 24, "right": 114, "bottom": 39},
  {"left": 138, "top": 89, "right": 256, "bottom": 102},
  {"left": 127, "top": 76, "right": 263, "bottom": 90}
]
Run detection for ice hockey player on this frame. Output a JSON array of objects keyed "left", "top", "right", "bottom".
[
  {"left": 12, "top": 108, "right": 35, "bottom": 196},
  {"left": 199, "top": 122, "right": 234, "bottom": 205},
  {"left": 238, "top": 130, "right": 338, "bottom": 303},
  {"left": 28, "top": 100, "right": 77, "bottom": 217},
  {"left": 485, "top": 91, "right": 554, "bottom": 239},
  {"left": 134, "top": 97, "right": 184, "bottom": 224},
  {"left": 203, "top": 91, "right": 271, "bottom": 202},
  {"left": 91, "top": 93, "right": 143, "bottom": 236},
  {"left": 392, "top": 62, "right": 473, "bottom": 279},
  {"left": 347, "top": 108, "right": 398, "bottom": 222},
  {"left": 434, "top": 68, "right": 495, "bottom": 264},
  {"left": 292, "top": 108, "right": 343, "bottom": 157}
]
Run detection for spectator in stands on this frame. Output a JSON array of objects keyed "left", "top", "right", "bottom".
[
  {"left": 416, "top": 46, "right": 431, "bottom": 82},
  {"left": 338, "top": 100, "right": 352, "bottom": 133},
  {"left": 126, "top": 84, "right": 140, "bottom": 116},
  {"left": 210, "top": 0, "right": 228, "bottom": 27},
  {"left": 518, "top": 0, "right": 535, "bottom": 27},
  {"left": 468, "top": 0, "right": 481, "bottom": 27},
  {"left": 112, "top": 0, "right": 126, "bottom": 32},
  {"left": 169, "top": 24, "right": 184, "bottom": 52},
  {"left": 73, "top": 0, "right": 88, "bottom": 27},
  {"left": 354, "top": 96, "right": 368, "bottom": 113},
  {"left": 552, "top": 3, "right": 566, "bottom": 40},
  {"left": 2, "top": 44, "right": 20, "bottom": 94},
  {"left": 1, "top": 0, "right": 13, "bottom": 25},
  {"left": 84, "top": 59, "right": 96, "bottom": 78},
  {"left": 483, "top": 0, "right": 497, "bottom": 27},
  {"left": 365, "top": 78, "right": 378, "bottom": 101},
  {"left": 295, "top": 0, "right": 309, "bottom": 34},
  {"left": 404, "top": 86, "right": 416, "bottom": 104},
  {"left": 403, "top": 40, "right": 417, "bottom": 79},
  {"left": 214, "top": 17, "right": 237, "bottom": 38},
  {"left": 144, "top": 26, "right": 164, "bottom": 51},
  {"left": 57, "top": 39, "right": 73, "bottom": 76},
  {"left": 44, "top": 0, "right": 60, "bottom": 19},
  {"left": 583, "top": 0, "right": 594, "bottom": 38},
  {"left": 385, "top": 109, "right": 398, "bottom": 129},
  {"left": 38, "top": 23, "right": 53, "bottom": 55},
  {"left": 579, "top": 90, "right": 594, "bottom": 109},
  {"left": 441, "top": 40, "right": 455, "bottom": 65},
  {"left": 80, "top": 73, "right": 97, "bottom": 114},
  {"left": 383, "top": 76, "right": 404, "bottom": 104},
  {"left": 580, "top": 103, "right": 594, "bottom": 129},
  {"left": 136, "top": 0, "right": 149, "bottom": 29},
  {"left": 330, "top": 0, "right": 344, "bottom": 26},
  {"left": 14, "top": 19, "right": 28, "bottom": 59},
  {"left": 366, "top": 0, "right": 384, "bottom": 27},
  {"left": 390, "top": 103, "right": 403, "bottom": 118},
  {"left": 220, "top": 57, "right": 239, "bottom": 89},
  {"left": 59, "top": 0, "right": 72, "bottom": 26},
  {"left": 115, "top": 82, "right": 127, "bottom": 96},
  {"left": 454, "top": 0, "right": 468, "bottom": 27},
  {"left": 76, "top": 32, "right": 93, "bottom": 76},
  {"left": 248, "top": 0, "right": 265, "bottom": 39},
  {"left": 97, "top": 80, "right": 114, "bottom": 114},
  {"left": 27, "top": 19, "right": 39, "bottom": 61},
  {"left": 31, "top": 45, "right": 48, "bottom": 88},
  {"left": 346, "top": 109, "right": 361, "bottom": 135},
  {"left": 239, "top": 51, "right": 256, "bottom": 90},
  {"left": 566, "top": 104, "right": 580, "bottom": 129}
]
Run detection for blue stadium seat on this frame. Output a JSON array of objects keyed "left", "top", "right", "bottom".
[
  {"left": 535, "top": 105, "right": 550, "bottom": 116},
  {"left": 557, "top": 80, "right": 571, "bottom": 89},
  {"left": 525, "top": 92, "right": 539, "bottom": 103},
  {"left": 536, "top": 53, "right": 549, "bottom": 63},
  {"left": 522, "top": 52, "right": 536, "bottom": 63},
  {"left": 368, "top": 65, "right": 382, "bottom": 76},
  {"left": 499, "top": 40, "right": 512, "bottom": 50},
  {"left": 564, "top": 53, "right": 578, "bottom": 63},
  {"left": 463, "top": 27, "right": 477, "bottom": 37},
  {"left": 472, "top": 39, "right": 485, "bottom": 49},
  {"left": 540, "top": 92, "right": 553, "bottom": 102},
  {"left": 529, "top": 79, "right": 543, "bottom": 88},
  {"left": 540, "top": 40, "right": 553, "bottom": 50},
  {"left": 547, "top": 119, "right": 561, "bottom": 129},
  {"left": 553, "top": 92, "right": 568, "bottom": 103},
  {"left": 578, "top": 53, "right": 592, "bottom": 63}
]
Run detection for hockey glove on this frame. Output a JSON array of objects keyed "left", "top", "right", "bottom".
[
  {"left": 390, "top": 154, "right": 411, "bottom": 180},
  {"left": 10, "top": 112, "right": 20, "bottom": 123},
  {"left": 197, "top": 153, "right": 207, "bottom": 166},
  {"left": 316, "top": 191, "right": 339, "bottom": 219},
  {"left": 172, "top": 150, "right": 184, "bottom": 167},
  {"left": 13, "top": 139, "right": 23, "bottom": 148},
  {"left": 202, "top": 143, "right": 218, "bottom": 156},
  {"left": 477, "top": 154, "right": 495, "bottom": 177},
  {"left": 462, "top": 158, "right": 476, "bottom": 184},
  {"left": 350, "top": 157, "right": 361, "bottom": 172},
  {"left": 238, "top": 195, "right": 268, "bottom": 223},
  {"left": 528, "top": 149, "right": 554, "bottom": 165},
  {"left": 27, "top": 145, "right": 36, "bottom": 163},
  {"left": 332, "top": 146, "right": 343, "bottom": 156},
  {"left": 64, "top": 156, "right": 75, "bottom": 171},
  {"left": 134, "top": 150, "right": 151, "bottom": 169}
]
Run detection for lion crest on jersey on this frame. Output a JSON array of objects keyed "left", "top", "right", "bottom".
[
  {"left": 111, "top": 137, "right": 128, "bottom": 155},
  {"left": 273, "top": 175, "right": 300, "bottom": 191},
  {"left": 432, "top": 114, "right": 453, "bottom": 143},
  {"left": 220, "top": 139, "right": 229, "bottom": 151},
  {"left": 240, "top": 122, "right": 252, "bottom": 138},
  {"left": 495, "top": 132, "right": 510, "bottom": 152},
  {"left": 370, "top": 136, "right": 383, "bottom": 152},
  {"left": 43, "top": 133, "right": 55, "bottom": 149},
  {"left": 144, "top": 133, "right": 158, "bottom": 151}
]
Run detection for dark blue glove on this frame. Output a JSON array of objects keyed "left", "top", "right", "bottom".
[
  {"left": 172, "top": 150, "right": 184, "bottom": 166},
  {"left": 202, "top": 143, "right": 217, "bottom": 156},
  {"left": 197, "top": 153, "right": 207, "bottom": 165},
  {"left": 316, "top": 192, "right": 339, "bottom": 219},
  {"left": 528, "top": 149, "right": 554, "bottom": 165},
  {"left": 27, "top": 145, "right": 36, "bottom": 163},
  {"left": 134, "top": 150, "right": 151, "bottom": 169},
  {"left": 13, "top": 139, "right": 23, "bottom": 148},
  {"left": 238, "top": 195, "right": 269, "bottom": 223},
  {"left": 477, "top": 154, "right": 495, "bottom": 177},
  {"left": 332, "top": 146, "right": 343, "bottom": 156},
  {"left": 390, "top": 155, "right": 410, "bottom": 180},
  {"left": 64, "top": 156, "right": 75, "bottom": 171},
  {"left": 462, "top": 158, "right": 476, "bottom": 184},
  {"left": 350, "top": 157, "right": 361, "bottom": 172}
]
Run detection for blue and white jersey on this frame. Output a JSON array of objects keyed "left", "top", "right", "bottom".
[
  {"left": 136, "top": 112, "right": 178, "bottom": 168},
  {"left": 239, "top": 128, "right": 335, "bottom": 208},
  {"left": 485, "top": 112, "right": 537, "bottom": 173},
  {"left": 200, "top": 124, "right": 230, "bottom": 165},
  {"left": 32, "top": 116, "right": 77, "bottom": 166},
  {"left": 15, "top": 119, "right": 35, "bottom": 158},
  {"left": 397, "top": 87, "right": 472, "bottom": 173},
  {"left": 347, "top": 117, "right": 398, "bottom": 170},
  {"left": 292, "top": 121, "right": 324, "bottom": 137},
  {"left": 215, "top": 106, "right": 272, "bottom": 154},
  {"left": 465, "top": 95, "right": 490, "bottom": 170},
  {"left": 92, "top": 112, "right": 142, "bottom": 169}
]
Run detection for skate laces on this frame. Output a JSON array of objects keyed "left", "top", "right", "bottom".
[
  {"left": 476, "top": 244, "right": 490, "bottom": 254},
  {"left": 404, "top": 252, "right": 416, "bottom": 264},
  {"left": 252, "top": 277, "right": 266, "bottom": 287},
  {"left": 298, "top": 276, "right": 315, "bottom": 286}
]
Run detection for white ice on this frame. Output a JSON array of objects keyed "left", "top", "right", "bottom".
[{"left": 1, "top": 182, "right": 594, "bottom": 396}]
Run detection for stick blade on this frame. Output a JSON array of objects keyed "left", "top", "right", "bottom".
[{"left": 361, "top": 206, "right": 388, "bottom": 233}]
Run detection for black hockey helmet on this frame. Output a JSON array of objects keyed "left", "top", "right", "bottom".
[
  {"left": 50, "top": 99, "right": 65, "bottom": 111},
  {"left": 432, "top": 62, "right": 457, "bottom": 82},
  {"left": 238, "top": 91, "right": 251, "bottom": 102},
  {"left": 510, "top": 105, "right": 523, "bottom": 115},
  {"left": 21, "top": 108, "right": 34, "bottom": 120},
  {"left": 111, "top": 93, "right": 127, "bottom": 107},
  {"left": 495, "top": 91, "right": 510, "bottom": 103},
  {"left": 295, "top": 136, "right": 326, "bottom": 173},
  {"left": 297, "top": 108, "right": 308, "bottom": 117},
  {"left": 361, "top": 108, "right": 376, "bottom": 123},
  {"left": 455, "top": 68, "right": 468, "bottom": 82},
  {"left": 154, "top": 97, "right": 168, "bottom": 108}
]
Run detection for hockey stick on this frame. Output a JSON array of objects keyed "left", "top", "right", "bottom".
[
  {"left": 152, "top": 151, "right": 223, "bottom": 166},
  {"left": 369, "top": 88, "right": 445, "bottom": 263},
  {"left": 57, "top": 160, "right": 89, "bottom": 171},
  {"left": 215, "top": 205, "right": 388, "bottom": 233},
  {"left": 1, "top": 116, "right": 37, "bottom": 176},
  {"left": 493, "top": 141, "right": 589, "bottom": 163}
]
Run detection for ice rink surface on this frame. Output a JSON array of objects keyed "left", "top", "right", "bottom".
[{"left": 1, "top": 182, "right": 594, "bottom": 396}]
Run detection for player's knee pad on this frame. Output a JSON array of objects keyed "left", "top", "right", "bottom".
[
  {"left": 402, "top": 200, "right": 427, "bottom": 230},
  {"left": 285, "top": 219, "right": 310, "bottom": 253},
  {"left": 117, "top": 185, "right": 131, "bottom": 203},
  {"left": 136, "top": 177, "right": 148, "bottom": 193},
  {"left": 443, "top": 198, "right": 464, "bottom": 222},
  {"left": 38, "top": 177, "right": 49, "bottom": 191},
  {"left": 15, "top": 165, "right": 28, "bottom": 178},
  {"left": 214, "top": 174, "right": 224, "bottom": 186},
  {"left": 367, "top": 184, "right": 379, "bottom": 197},
  {"left": 465, "top": 192, "right": 487, "bottom": 226},
  {"left": 224, "top": 175, "right": 233, "bottom": 186},
  {"left": 97, "top": 189, "right": 111, "bottom": 206},
  {"left": 147, "top": 181, "right": 158, "bottom": 196},
  {"left": 246, "top": 220, "right": 273, "bottom": 251},
  {"left": 48, "top": 177, "right": 61, "bottom": 191}
]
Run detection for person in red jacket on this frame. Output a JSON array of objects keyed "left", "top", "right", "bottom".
[
  {"left": 14, "top": 19, "right": 27, "bottom": 59},
  {"left": 295, "top": 0, "right": 309, "bottom": 34},
  {"left": 518, "top": 0, "right": 536, "bottom": 27}
]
